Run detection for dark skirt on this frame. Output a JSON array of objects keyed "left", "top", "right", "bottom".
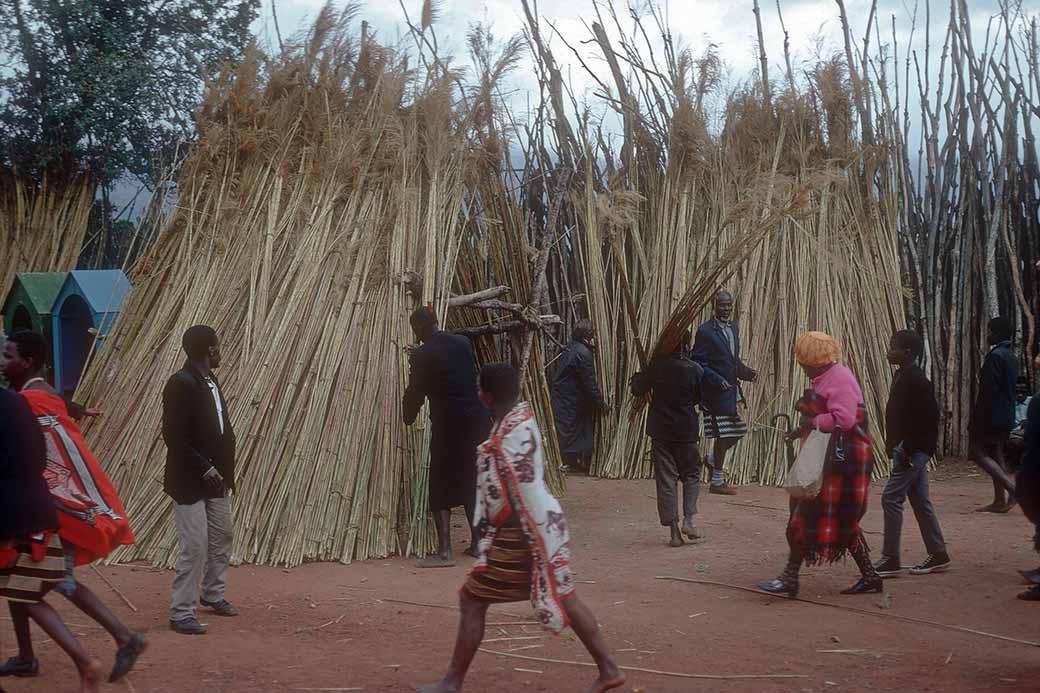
[
  {"left": 429, "top": 416, "right": 489, "bottom": 512},
  {"left": 463, "top": 523, "right": 533, "bottom": 603},
  {"left": 0, "top": 534, "right": 65, "bottom": 603}
]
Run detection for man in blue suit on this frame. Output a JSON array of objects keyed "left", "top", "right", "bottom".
[{"left": 691, "top": 290, "right": 757, "bottom": 495}]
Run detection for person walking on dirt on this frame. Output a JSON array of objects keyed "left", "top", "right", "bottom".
[
  {"left": 0, "top": 383, "right": 102, "bottom": 693},
  {"left": 416, "top": 363, "right": 624, "bottom": 693},
  {"left": 403, "top": 307, "right": 491, "bottom": 568},
  {"left": 969, "top": 317, "right": 1018, "bottom": 513},
  {"left": 551, "top": 319, "right": 609, "bottom": 475},
  {"left": 691, "top": 290, "right": 757, "bottom": 495},
  {"left": 163, "top": 325, "right": 239, "bottom": 635},
  {"left": 1, "top": 331, "right": 146, "bottom": 682},
  {"left": 758, "top": 331, "right": 882, "bottom": 598},
  {"left": 630, "top": 331, "right": 706, "bottom": 547},
  {"left": 873, "top": 329, "right": 950, "bottom": 578}
]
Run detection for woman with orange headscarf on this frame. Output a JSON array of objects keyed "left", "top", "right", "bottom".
[{"left": 758, "top": 331, "right": 882, "bottom": 598}]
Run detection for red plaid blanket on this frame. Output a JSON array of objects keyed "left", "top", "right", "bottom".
[{"left": 787, "top": 389, "right": 873, "bottom": 564}]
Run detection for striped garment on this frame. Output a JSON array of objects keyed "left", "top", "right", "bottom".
[
  {"left": 463, "top": 521, "right": 533, "bottom": 603},
  {"left": 704, "top": 413, "right": 748, "bottom": 440},
  {"left": 0, "top": 533, "right": 65, "bottom": 603}
]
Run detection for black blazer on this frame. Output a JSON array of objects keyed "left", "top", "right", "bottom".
[
  {"left": 0, "top": 388, "right": 59, "bottom": 540},
  {"left": 162, "top": 364, "right": 236, "bottom": 505},
  {"left": 630, "top": 354, "right": 704, "bottom": 443}
]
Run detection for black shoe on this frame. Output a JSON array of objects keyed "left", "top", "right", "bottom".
[
  {"left": 758, "top": 577, "right": 799, "bottom": 599},
  {"left": 200, "top": 598, "right": 240, "bottom": 617},
  {"left": 1018, "top": 585, "right": 1040, "bottom": 601},
  {"left": 0, "top": 657, "right": 38, "bottom": 677},
  {"left": 909, "top": 552, "right": 951, "bottom": 575},
  {"left": 873, "top": 556, "right": 904, "bottom": 577},
  {"left": 109, "top": 632, "right": 148, "bottom": 682},
  {"left": 841, "top": 576, "right": 884, "bottom": 595},
  {"left": 169, "top": 617, "right": 208, "bottom": 635}
]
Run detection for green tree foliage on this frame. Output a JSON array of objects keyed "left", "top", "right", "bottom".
[{"left": 0, "top": 0, "right": 260, "bottom": 189}]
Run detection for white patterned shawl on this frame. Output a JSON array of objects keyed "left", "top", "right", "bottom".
[{"left": 473, "top": 401, "right": 574, "bottom": 633}]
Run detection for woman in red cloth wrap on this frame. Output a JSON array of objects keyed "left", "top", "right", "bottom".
[
  {"left": 758, "top": 331, "right": 883, "bottom": 598},
  {"left": 417, "top": 363, "right": 623, "bottom": 693},
  {"left": 0, "top": 331, "right": 146, "bottom": 684}
]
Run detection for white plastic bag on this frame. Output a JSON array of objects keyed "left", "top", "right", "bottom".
[{"left": 783, "top": 430, "right": 830, "bottom": 499}]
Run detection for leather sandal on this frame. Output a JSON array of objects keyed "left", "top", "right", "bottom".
[{"left": 841, "top": 576, "right": 884, "bottom": 595}]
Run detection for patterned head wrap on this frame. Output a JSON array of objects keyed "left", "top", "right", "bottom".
[{"left": 795, "top": 331, "right": 841, "bottom": 368}]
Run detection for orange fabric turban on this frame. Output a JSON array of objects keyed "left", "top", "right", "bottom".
[{"left": 794, "top": 331, "right": 841, "bottom": 368}]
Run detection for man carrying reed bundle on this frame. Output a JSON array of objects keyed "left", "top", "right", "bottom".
[
  {"left": 630, "top": 331, "right": 706, "bottom": 547},
  {"left": 162, "top": 326, "right": 238, "bottom": 635},
  {"left": 403, "top": 307, "right": 491, "bottom": 568},
  {"left": 551, "top": 319, "right": 609, "bottom": 474},
  {"left": 692, "top": 290, "right": 757, "bottom": 496},
  {"left": 969, "top": 317, "right": 1018, "bottom": 514}
]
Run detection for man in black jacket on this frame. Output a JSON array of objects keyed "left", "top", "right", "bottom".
[
  {"left": 970, "top": 317, "right": 1018, "bottom": 513},
  {"left": 551, "top": 320, "right": 609, "bottom": 474},
  {"left": 403, "top": 307, "right": 491, "bottom": 568},
  {"left": 630, "top": 331, "right": 705, "bottom": 547},
  {"left": 874, "top": 330, "right": 950, "bottom": 577},
  {"left": 162, "top": 325, "right": 238, "bottom": 635}
]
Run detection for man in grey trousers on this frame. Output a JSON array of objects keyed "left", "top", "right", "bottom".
[
  {"left": 630, "top": 331, "right": 706, "bottom": 548},
  {"left": 162, "top": 325, "right": 239, "bottom": 635}
]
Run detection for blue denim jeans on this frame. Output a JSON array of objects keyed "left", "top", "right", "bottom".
[{"left": 881, "top": 445, "right": 946, "bottom": 560}]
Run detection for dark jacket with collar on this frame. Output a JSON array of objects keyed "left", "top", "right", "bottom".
[
  {"left": 691, "top": 318, "right": 754, "bottom": 416},
  {"left": 630, "top": 354, "right": 703, "bottom": 443},
  {"left": 551, "top": 339, "right": 608, "bottom": 456},
  {"left": 885, "top": 364, "right": 939, "bottom": 457},
  {"left": 970, "top": 340, "right": 1018, "bottom": 434},
  {"left": 162, "top": 363, "right": 236, "bottom": 505}
]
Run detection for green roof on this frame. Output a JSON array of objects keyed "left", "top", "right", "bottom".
[{"left": 4, "top": 272, "right": 68, "bottom": 315}]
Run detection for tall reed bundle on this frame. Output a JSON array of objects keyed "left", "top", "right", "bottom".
[
  {"left": 77, "top": 9, "right": 472, "bottom": 566},
  {"left": 0, "top": 174, "right": 94, "bottom": 303},
  {"left": 522, "top": 4, "right": 905, "bottom": 482}
]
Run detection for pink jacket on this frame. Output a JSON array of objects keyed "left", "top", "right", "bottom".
[{"left": 810, "top": 363, "right": 865, "bottom": 433}]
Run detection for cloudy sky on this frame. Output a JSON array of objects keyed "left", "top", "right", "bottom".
[{"left": 252, "top": 0, "right": 1017, "bottom": 114}]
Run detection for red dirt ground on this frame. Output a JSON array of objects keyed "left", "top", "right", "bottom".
[{"left": 4, "top": 464, "right": 1039, "bottom": 693}]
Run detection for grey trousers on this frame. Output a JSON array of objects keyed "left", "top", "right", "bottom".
[
  {"left": 881, "top": 446, "right": 946, "bottom": 560},
  {"left": 171, "top": 497, "right": 233, "bottom": 622},
  {"left": 651, "top": 440, "right": 702, "bottom": 525}
]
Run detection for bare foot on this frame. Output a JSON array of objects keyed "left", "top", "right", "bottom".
[
  {"left": 415, "top": 680, "right": 460, "bottom": 692},
  {"left": 682, "top": 520, "right": 704, "bottom": 541},
  {"left": 79, "top": 658, "right": 102, "bottom": 693},
  {"left": 462, "top": 545, "right": 478, "bottom": 559},
  {"left": 416, "top": 555, "right": 457, "bottom": 569},
  {"left": 994, "top": 499, "right": 1017, "bottom": 514},
  {"left": 587, "top": 666, "right": 625, "bottom": 693},
  {"left": 975, "top": 502, "right": 1004, "bottom": 513}
]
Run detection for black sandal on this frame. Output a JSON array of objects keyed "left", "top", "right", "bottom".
[{"left": 109, "top": 633, "right": 147, "bottom": 683}]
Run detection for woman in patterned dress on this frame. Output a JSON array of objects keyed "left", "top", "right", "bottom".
[{"left": 417, "top": 363, "right": 624, "bottom": 693}]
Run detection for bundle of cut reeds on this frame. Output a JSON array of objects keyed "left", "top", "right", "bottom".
[
  {"left": 77, "top": 9, "right": 473, "bottom": 566},
  {"left": 0, "top": 174, "right": 94, "bottom": 305}
]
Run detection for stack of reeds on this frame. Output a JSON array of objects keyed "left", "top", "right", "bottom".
[
  {"left": 0, "top": 174, "right": 94, "bottom": 306},
  {"left": 521, "top": 3, "right": 905, "bottom": 482},
  {"left": 77, "top": 9, "right": 474, "bottom": 566}
]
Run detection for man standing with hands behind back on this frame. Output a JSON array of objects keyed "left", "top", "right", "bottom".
[
  {"left": 162, "top": 325, "right": 238, "bottom": 636},
  {"left": 692, "top": 290, "right": 757, "bottom": 495}
]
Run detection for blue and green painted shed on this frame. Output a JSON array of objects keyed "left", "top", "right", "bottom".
[{"left": 51, "top": 269, "right": 132, "bottom": 396}]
